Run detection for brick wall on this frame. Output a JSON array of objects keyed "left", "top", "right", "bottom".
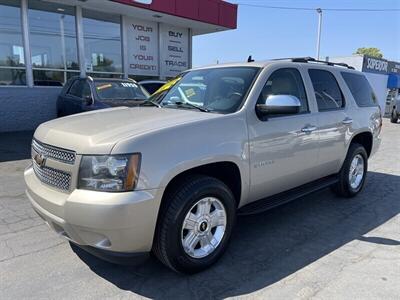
[{"left": 0, "top": 87, "right": 61, "bottom": 132}]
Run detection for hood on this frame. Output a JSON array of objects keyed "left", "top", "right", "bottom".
[{"left": 35, "top": 107, "right": 220, "bottom": 154}]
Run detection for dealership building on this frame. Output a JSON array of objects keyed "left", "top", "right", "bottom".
[{"left": 0, "top": 0, "right": 237, "bottom": 132}]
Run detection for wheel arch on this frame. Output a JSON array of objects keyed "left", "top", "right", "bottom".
[
  {"left": 159, "top": 161, "right": 243, "bottom": 211},
  {"left": 349, "top": 131, "right": 373, "bottom": 158}
]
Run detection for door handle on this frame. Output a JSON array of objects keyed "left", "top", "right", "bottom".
[
  {"left": 301, "top": 125, "right": 317, "bottom": 133},
  {"left": 342, "top": 117, "right": 353, "bottom": 125}
]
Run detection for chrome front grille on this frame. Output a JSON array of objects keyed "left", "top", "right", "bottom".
[
  {"left": 31, "top": 139, "right": 75, "bottom": 191},
  {"left": 32, "top": 162, "right": 71, "bottom": 191},
  {"left": 32, "top": 139, "right": 76, "bottom": 164}
]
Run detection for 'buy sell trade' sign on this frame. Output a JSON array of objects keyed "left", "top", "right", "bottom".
[{"left": 160, "top": 24, "right": 189, "bottom": 77}]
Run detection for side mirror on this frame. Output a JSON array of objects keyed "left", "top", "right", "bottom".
[
  {"left": 84, "top": 95, "right": 93, "bottom": 106},
  {"left": 256, "top": 94, "right": 301, "bottom": 116}
]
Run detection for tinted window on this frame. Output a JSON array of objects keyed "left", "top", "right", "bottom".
[
  {"left": 68, "top": 80, "right": 84, "bottom": 97},
  {"left": 341, "top": 72, "right": 377, "bottom": 107},
  {"left": 82, "top": 82, "right": 91, "bottom": 98},
  {"left": 308, "top": 69, "right": 344, "bottom": 111},
  {"left": 258, "top": 68, "right": 309, "bottom": 113}
]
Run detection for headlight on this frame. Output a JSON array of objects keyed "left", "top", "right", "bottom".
[{"left": 78, "top": 154, "right": 141, "bottom": 192}]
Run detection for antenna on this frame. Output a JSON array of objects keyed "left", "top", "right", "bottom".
[{"left": 247, "top": 55, "right": 255, "bottom": 63}]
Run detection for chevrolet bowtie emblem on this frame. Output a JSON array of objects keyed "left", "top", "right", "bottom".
[{"left": 34, "top": 153, "right": 46, "bottom": 168}]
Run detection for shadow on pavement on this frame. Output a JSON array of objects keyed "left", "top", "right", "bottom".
[
  {"left": 0, "top": 131, "right": 33, "bottom": 162},
  {"left": 71, "top": 171, "right": 400, "bottom": 299}
]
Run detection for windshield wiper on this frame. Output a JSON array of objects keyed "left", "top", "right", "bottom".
[
  {"left": 140, "top": 100, "right": 162, "bottom": 108},
  {"left": 172, "top": 101, "right": 210, "bottom": 112}
]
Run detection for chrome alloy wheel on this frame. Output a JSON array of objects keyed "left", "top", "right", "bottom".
[
  {"left": 349, "top": 154, "right": 365, "bottom": 189},
  {"left": 181, "top": 197, "right": 227, "bottom": 259}
]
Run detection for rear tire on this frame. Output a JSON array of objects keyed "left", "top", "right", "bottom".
[
  {"left": 153, "top": 175, "right": 236, "bottom": 274},
  {"left": 332, "top": 143, "right": 368, "bottom": 198},
  {"left": 390, "top": 109, "right": 398, "bottom": 123}
]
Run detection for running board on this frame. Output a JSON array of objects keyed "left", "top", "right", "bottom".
[{"left": 238, "top": 175, "right": 338, "bottom": 216}]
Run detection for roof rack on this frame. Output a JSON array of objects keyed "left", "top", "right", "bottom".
[{"left": 273, "top": 57, "right": 355, "bottom": 70}]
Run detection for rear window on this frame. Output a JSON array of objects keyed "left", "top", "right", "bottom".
[
  {"left": 341, "top": 72, "right": 377, "bottom": 107},
  {"left": 94, "top": 81, "right": 149, "bottom": 100}
]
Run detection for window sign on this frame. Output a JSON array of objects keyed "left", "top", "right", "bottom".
[
  {"left": 126, "top": 17, "right": 158, "bottom": 76},
  {"left": 160, "top": 24, "right": 189, "bottom": 77}
]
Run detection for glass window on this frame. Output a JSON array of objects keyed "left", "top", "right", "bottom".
[
  {"left": 33, "top": 70, "right": 69, "bottom": 86},
  {"left": 87, "top": 73, "right": 122, "bottom": 79},
  {"left": 141, "top": 82, "right": 165, "bottom": 95},
  {"left": 308, "top": 69, "right": 345, "bottom": 111},
  {"left": 158, "top": 67, "right": 260, "bottom": 114},
  {"left": 28, "top": 0, "right": 78, "bottom": 86},
  {"left": 0, "top": 68, "right": 26, "bottom": 86},
  {"left": 82, "top": 82, "right": 91, "bottom": 98},
  {"left": 258, "top": 68, "right": 309, "bottom": 114},
  {"left": 68, "top": 80, "right": 84, "bottom": 97},
  {"left": 0, "top": 0, "right": 24, "bottom": 67},
  {"left": 341, "top": 72, "right": 377, "bottom": 107},
  {"left": 94, "top": 80, "right": 149, "bottom": 100},
  {"left": 83, "top": 10, "right": 122, "bottom": 74},
  {"left": 0, "top": 0, "right": 25, "bottom": 85}
]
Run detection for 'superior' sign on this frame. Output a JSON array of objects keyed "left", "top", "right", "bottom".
[{"left": 362, "top": 56, "right": 388, "bottom": 75}]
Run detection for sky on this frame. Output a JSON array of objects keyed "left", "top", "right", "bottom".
[{"left": 192, "top": 0, "right": 400, "bottom": 67}]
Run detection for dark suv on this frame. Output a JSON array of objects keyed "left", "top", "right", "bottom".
[{"left": 57, "top": 77, "right": 149, "bottom": 117}]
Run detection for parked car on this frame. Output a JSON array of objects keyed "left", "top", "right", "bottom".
[
  {"left": 390, "top": 93, "right": 400, "bottom": 123},
  {"left": 25, "top": 57, "right": 382, "bottom": 274},
  {"left": 57, "top": 77, "right": 149, "bottom": 117},
  {"left": 139, "top": 80, "right": 166, "bottom": 95}
]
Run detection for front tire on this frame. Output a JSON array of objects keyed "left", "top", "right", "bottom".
[
  {"left": 153, "top": 175, "right": 236, "bottom": 274},
  {"left": 332, "top": 143, "right": 368, "bottom": 198},
  {"left": 390, "top": 109, "right": 398, "bottom": 123}
]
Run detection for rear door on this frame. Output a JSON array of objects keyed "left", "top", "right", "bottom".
[{"left": 306, "top": 68, "right": 349, "bottom": 177}]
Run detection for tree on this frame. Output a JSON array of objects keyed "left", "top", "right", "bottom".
[{"left": 354, "top": 47, "right": 383, "bottom": 58}]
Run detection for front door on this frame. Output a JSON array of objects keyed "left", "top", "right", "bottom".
[{"left": 247, "top": 67, "right": 320, "bottom": 202}]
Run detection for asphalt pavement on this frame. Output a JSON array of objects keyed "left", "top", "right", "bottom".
[{"left": 0, "top": 119, "right": 399, "bottom": 299}]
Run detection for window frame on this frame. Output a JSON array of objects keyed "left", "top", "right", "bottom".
[
  {"left": 308, "top": 68, "right": 346, "bottom": 112},
  {"left": 256, "top": 67, "right": 311, "bottom": 120}
]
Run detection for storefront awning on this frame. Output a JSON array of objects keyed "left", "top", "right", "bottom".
[{"left": 388, "top": 74, "right": 400, "bottom": 88}]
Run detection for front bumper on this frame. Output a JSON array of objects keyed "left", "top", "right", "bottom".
[{"left": 24, "top": 165, "right": 164, "bottom": 254}]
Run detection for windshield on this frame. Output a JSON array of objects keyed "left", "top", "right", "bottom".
[
  {"left": 94, "top": 80, "right": 149, "bottom": 100},
  {"left": 156, "top": 67, "right": 259, "bottom": 113}
]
